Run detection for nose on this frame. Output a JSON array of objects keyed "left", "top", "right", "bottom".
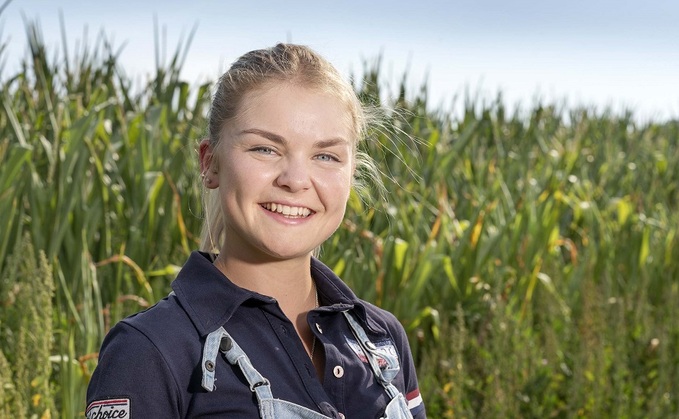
[{"left": 275, "top": 159, "right": 312, "bottom": 192}]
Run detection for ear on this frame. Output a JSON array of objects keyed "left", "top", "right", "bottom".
[{"left": 199, "top": 139, "right": 220, "bottom": 189}]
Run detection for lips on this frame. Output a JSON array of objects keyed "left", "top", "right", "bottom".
[{"left": 261, "top": 202, "right": 313, "bottom": 218}]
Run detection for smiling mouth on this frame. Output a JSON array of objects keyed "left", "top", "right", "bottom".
[{"left": 262, "top": 203, "right": 313, "bottom": 218}]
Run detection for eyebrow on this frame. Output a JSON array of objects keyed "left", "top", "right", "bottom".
[
  {"left": 240, "top": 128, "right": 286, "bottom": 145},
  {"left": 240, "top": 128, "right": 350, "bottom": 149}
]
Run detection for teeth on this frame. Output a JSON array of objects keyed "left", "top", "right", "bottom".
[{"left": 264, "top": 203, "right": 311, "bottom": 218}]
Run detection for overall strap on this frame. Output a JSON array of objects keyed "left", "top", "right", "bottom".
[
  {"left": 342, "top": 311, "right": 402, "bottom": 399},
  {"left": 201, "top": 327, "right": 274, "bottom": 403}
]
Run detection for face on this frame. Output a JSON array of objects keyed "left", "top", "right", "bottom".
[{"left": 201, "top": 83, "right": 355, "bottom": 262}]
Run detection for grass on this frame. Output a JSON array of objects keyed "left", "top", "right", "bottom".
[{"left": 1, "top": 20, "right": 678, "bottom": 418}]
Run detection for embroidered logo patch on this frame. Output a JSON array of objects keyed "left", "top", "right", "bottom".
[
  {"left": 86, "top": 398, "right": 130, "bottom": 419},
  {"left": 345, "top": 336, "right": 399, "bottom": 369}
]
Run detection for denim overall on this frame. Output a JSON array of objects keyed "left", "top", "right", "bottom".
[{"left": 201, "top": 311, "right": 413, "bottom": 419}]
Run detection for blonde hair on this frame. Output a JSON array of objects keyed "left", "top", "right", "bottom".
[{"left": 200, "top": 43, "right": 379, "bottom": 253}]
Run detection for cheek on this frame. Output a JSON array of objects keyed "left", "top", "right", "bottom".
[
  {"left": 321, "top": 169, "right": 353, "bottom": 204},
  {"left": 220, "top": 154, "right": 265, "bottom": 185}
]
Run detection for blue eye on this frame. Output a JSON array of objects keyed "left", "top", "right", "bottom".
[
  {"left": 316, "top": 153, "right": 339, "bottom": 162},
  {"left": 251, "top": 146, "right": 276, "bottom": 154}
]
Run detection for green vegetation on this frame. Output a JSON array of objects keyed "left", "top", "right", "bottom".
[{"left": 1, "top": 21, "right": 677, "bottom": 418}]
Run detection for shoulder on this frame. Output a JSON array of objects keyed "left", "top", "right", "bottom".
[
  {"left": 116, "top": 293, "right": 202, "bottom": 362},
  {"left": 87, "top": 295, "right": 203, "bottom": 417},
  {"left": 123, "top": 293, "right": 197, "bottom": 337},
  {"left": 110, "top": 293, "right": 203, "bottom": 374},
  {"left": 361, "top": 300, "right": 409, "bottom": 341},
  {"left": 87, "top": 319, "right": 183, "bottom": 418}
]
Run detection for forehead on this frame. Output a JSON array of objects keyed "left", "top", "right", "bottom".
[{"left": 232, "top": 82, "right": 356, "bottom": 140}]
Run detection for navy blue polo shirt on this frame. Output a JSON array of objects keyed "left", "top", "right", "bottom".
[{"left": 86, "top": 251, "right": 426, "bottom": 418}]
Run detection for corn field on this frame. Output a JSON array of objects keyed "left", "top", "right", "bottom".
[{"left": 1, "top": 21, "right": 678, "bottom": 418}]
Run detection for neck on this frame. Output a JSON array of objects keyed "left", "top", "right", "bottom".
[{"left": 214, "top": 252, "right": 314, "bottom": 303}]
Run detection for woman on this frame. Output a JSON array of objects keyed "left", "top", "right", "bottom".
[{"left": 86, "top": 43, "right": 425, "bottom": 419}]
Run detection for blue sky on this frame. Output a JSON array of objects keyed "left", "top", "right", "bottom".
[{"left": 2, "top": 0, "right": 677, "bottom": 121}]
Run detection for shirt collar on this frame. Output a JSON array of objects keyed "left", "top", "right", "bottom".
[{"left": 171, "top": 251, "right": 371, "bottom": 337}]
